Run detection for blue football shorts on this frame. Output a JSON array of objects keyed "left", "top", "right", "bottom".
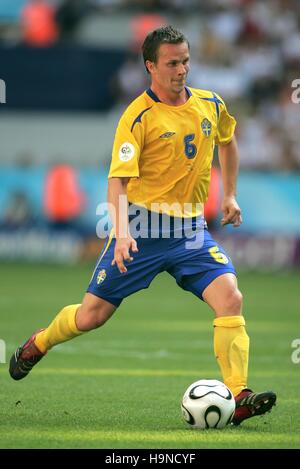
[{"left": 87, "top": 213, "right": 236, "bottom": 307}]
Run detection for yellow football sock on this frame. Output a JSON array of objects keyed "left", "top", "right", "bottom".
[
  {"left": 34, "top": 304, "right": 84, "bottom": 353},
  {"left": 213, "top": 315, "right": 249, "bottom": 397}
]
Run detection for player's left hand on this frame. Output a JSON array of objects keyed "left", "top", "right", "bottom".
[{"left": 221, "top": 196, "right": 242, "bottom": 227}]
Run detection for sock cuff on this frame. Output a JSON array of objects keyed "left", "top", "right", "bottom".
[
  {"left": 68, "top": 304, "right": 82, "bottom": 334},
  {"left": 213, "top": 315, "right": 245, "bottom": 328}
]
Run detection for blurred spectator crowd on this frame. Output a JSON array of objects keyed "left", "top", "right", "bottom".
[{"left": 0, "top": 0, "right": 300, "bottom": 170}]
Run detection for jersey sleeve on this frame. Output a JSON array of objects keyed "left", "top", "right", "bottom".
[
  {"left": 215, "top": 96, "right": 236, "bottom": 146},
  {"left": 108, "top": 111, "right": 144, "bottom": 178}
]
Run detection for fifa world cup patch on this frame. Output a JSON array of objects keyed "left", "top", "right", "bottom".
[
  {"left": 159, "top": 131, "right": 176, "bottom": 139},
  {"left": 97, "top": 269, "right": 107, "bottom": 284},
  {"left": 201, "top": 118, "right": 212, "bottom": 137},
  {"left": 119, "top": 142, "right": 135, "bottom": 162}
]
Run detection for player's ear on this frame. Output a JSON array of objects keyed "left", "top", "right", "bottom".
[{"left": 145, "top": 60, "right": 155, "bottom": 74}]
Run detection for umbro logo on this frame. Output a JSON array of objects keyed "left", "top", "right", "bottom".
[{"left": 159, "top": 131, "right": 176, "bottom": 139}]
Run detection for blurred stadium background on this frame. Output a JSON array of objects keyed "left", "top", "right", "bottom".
[
  {"left": 1, "top": 0, "right": 300, "bottom": 449},
  {"left": 1, "top": 0, "right": 300, "bottom": 266}
]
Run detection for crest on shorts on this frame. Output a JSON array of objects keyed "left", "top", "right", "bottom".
[
  {"left": 201, "top": 118, "right": 212, "bottom": 137},
  {"left": 97, "top": 269, "right": 106, "bottom": 284}
]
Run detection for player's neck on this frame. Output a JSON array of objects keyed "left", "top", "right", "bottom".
[{"left": 150, "top": 85, "right": 188, "bottom": 106}]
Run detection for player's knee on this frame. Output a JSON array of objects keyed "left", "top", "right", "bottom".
[{"left": 223, "top": 288, "right": 243, "bottom": 315}]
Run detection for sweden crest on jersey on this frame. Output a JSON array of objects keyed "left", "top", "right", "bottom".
[{"left": 201, "top": 118, "right": 212, "bottom": 137}]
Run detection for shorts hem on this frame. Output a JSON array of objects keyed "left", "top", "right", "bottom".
[
  {"left": 86, "top": 288, "right": 122, "bottom": 308},
  {"left": 182, "top": 268, "right": 237, "bottom": 301}
]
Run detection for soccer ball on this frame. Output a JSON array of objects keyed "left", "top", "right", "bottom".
[{"left": 181, "top": 379, "right": 235, "bottom": 429}]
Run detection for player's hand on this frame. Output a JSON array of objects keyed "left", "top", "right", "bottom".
[
  {"left": 221, "top": 196, "right": 242, "bottom": 228},
  {"left": 111, "top": 237, "right": 138, "bottom": 273}
]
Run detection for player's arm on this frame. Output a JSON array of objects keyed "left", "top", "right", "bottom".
[
  {"left": 218, "top": 135, "right": 242, "bottom": 227},
  {"left": 108, "top": 177, "right": 138, "bottom": 273}
]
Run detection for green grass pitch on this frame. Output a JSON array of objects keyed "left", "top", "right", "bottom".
[{"left": 0, "top": 263, "right": 299, "bottom": 448}]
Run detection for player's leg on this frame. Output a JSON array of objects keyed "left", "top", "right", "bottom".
[
  {"left": 169, "top": 226, "right": 276, "bottom": 424},
  {"left": 9, "top": 233, "right": 120, "bottom": 381},
  {"left": 202, "top": 273, "right": 276, "bottom": 425},
  {"left": 9, "top": 293, "right": 116, "bottom": 381},
  {"left": 35, "top": 292, "right": 117, "bottom": 351},
  {"left": 9, "top": 234, "right": 167, "bottom": 381},
  {"left": 202, "top": 272, "right": 248, "bottom": 396},
  {"left": 182, "top": 270, "right": 276, "bottom": 424}
]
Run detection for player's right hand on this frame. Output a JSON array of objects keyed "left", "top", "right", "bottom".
[{"left": 111, "top": 237, "right": 139, "bottom": 273}]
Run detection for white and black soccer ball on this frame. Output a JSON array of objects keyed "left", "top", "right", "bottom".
[{"left": 181, "top": 379, "right": 235, "bottom": 429}]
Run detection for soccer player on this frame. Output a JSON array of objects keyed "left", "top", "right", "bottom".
[{"left": 9, "top": 26, "right": 276, "bottom": 425}]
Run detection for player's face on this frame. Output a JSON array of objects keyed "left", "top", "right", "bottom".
[{"left": 147, "top": 42, "right": 190, "bottom": 95}]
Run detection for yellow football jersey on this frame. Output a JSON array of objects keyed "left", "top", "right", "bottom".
[{"left": 108, "top": 87, "right": 236, "bottom": 217}]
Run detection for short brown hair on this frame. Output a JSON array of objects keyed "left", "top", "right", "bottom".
[{"left": 142, "top": 25, "right": 189, "bottom": 73}]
